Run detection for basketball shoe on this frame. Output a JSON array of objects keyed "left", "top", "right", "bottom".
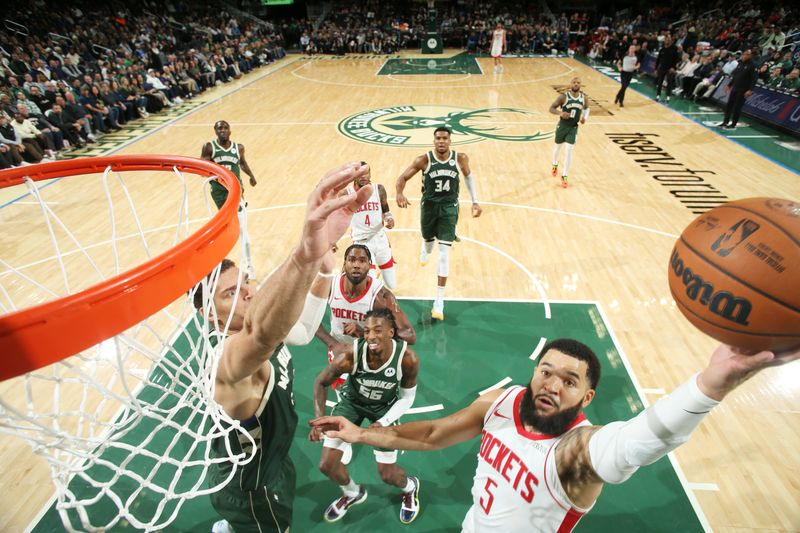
[
  {"left": 399, "top": 477, "right": 421, "bottom": 524},
  {"left": 324, "top": 485, "right": 368, "bottom": 523}
]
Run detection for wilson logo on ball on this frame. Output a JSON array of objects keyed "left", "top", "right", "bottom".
[
  {"left": 670, "top": 249, "right": 752, "bottom": 325},
  {"left": 710, "top": 219, "right": 760, "bottom": 257}
]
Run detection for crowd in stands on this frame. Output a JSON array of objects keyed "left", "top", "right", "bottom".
[
  {"left": 581, "top": 1, "right": 799, "bottom": 101},
  {"left": 0, "top": 1, "right": 286, "bottom": 168},
  {"left": 2, "top": 0, "right": 797, "bottom": 169}
]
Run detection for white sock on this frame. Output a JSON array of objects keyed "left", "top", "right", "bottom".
[
  {"left": 434, "top": 286, "right": 445, "bottom": 309},
  {"left": 402, "top": 477, "right": 415, "bottom": 492},
  {"left": 341, "top": 478, "right": 359, "bottom": 497},
  {"left": 562, "top": 143, "right": 574, "bottom": 177},
  {"left": 380, "top": 266, "right": 396, "bottom": 289},
  {"left": 552, "top": 143, "right": 562, "bottom": 166}
]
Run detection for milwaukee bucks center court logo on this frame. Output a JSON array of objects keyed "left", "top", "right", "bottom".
[{"left": 337, "top": 105, "right": 553, "bottom": 147}]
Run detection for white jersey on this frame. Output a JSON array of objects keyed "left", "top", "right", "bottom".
[
  {"left": 349, "top": 184, "right": 384, "bottom": 241},
  {"left": 461, "top": 386, "right": 593, "bottom": 533},
  {"left": 491, "top": 29, "right": 505, "bottom": 57},
  {"left": 328, "top": 272, "right": 384, "bottom": 343}
]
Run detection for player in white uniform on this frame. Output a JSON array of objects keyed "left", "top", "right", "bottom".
[
  {"left": 347, "top": 164, "right": 397, "bottom": 289},
  {"left": 316, "top": 244, "right": 416, "bottom": 389},
  {"left": 490, "top": 23, "right": 506, "bottom": 73},
  {"left": 312, "top": 338, "right": 800, "bottom": 532}
]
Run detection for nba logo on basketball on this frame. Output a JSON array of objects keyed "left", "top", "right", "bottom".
[{"left": 711, "top": 219, "right": 760, "bottom": 257}]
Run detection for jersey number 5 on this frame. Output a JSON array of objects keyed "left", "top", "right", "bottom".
[
  {"left": 479, "top": 477, "right": 497, "bottom": 514},
  {"left": 434, "top": 179, "right": 451, "bottom": 192}
]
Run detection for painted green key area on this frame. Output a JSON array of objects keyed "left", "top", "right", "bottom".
[{"left": 33, "top": 300, "right": 704, "bottom": 532}]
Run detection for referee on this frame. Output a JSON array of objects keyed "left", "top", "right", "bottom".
[{"left": 615, "top": 45, "right": 640, "bottom": 107}]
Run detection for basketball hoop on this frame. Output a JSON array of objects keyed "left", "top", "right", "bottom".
[
  {"left": 0, "top": 155, "right": 240, "bottom": 380},
  {"left": 0, "top": 155, "right": 257, "bottom": 531}
]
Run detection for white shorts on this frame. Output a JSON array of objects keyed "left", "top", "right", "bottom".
[
  {"left": 491, "top": 43, "right": 503, "bottom": 58},
  {"left": 354, "top": 230, "right": 394, "bottom": 270}
]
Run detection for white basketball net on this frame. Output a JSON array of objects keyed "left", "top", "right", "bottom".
[{"left": 0, "top": 163, "right": 255, "bottom": 532}]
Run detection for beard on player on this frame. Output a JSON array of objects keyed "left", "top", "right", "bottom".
[{"left": 519, "top": 383, "right": 583, "bottom": 436}]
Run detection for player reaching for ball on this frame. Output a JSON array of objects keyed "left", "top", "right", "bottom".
[{"left": 312, "top": 339, "right": 799, "bottom": 532}]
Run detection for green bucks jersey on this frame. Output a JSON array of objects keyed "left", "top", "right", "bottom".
[
  {"left": 558, "top": 91, "right": 585, "bottom": 127},
  {"left": 210, "top": 342, "right": 297, "bottom": 492},
  {"left": 210, "top": 139, "right": 242, "bottom": 180},
  {"left": 340, "top": 338, "right": 406, "bottom": 407},
  {"left": 422, "top": 150, "right": 460, "bottom": 204}
]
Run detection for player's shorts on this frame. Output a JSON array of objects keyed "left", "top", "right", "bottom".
[
  {"left": 420, "top": 201, "right": 459, "bottom": 244},
  {"left": 554, "top": 122, "right": 578, "bottom": 145},
  {"left": 209, "top": 456, "right": 295, "bottom": 533},
  {"left": 354, "top": 230, "right": 394, "bottom": 270},
  {"left": 491, "top": 44, "right": 503, "bottom": 58},
  {"left": 323, "top": 396, "right": 398, "bottom": 463},
  {"left": 210, "top": 178, "right": 244, "bottom": 209}
]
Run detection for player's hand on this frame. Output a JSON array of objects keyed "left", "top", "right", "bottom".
[
  {"left": 383, "top": 213, "right": 395, "bottom": 229},
  {"left": 310, "top": 415, "right": 363, "bottom": 443},
  {"left": 249, "top": 176, "right": 257, "bottom": 187},
  {"left": 471, "top": 203, "right": 482, "bottom": 218},
  {"left": 697, "top": 344, "right": 800, "bottom": 401},
  {"left": 308, "top": 426, "right": 323, "bottom": 441},
  {"left": 343, "top": 322, "right": 363, "bottom": 337},
  {"left": 368, "top": 422, "right": 384, "bottom": 429},
  {"left": 560, "top": 111, "right": 571, "bottom": 120},
  {"left": 744, "top": 90, "right": 753, "bottom": 98},
  {"left": 297, "top": 162, "right": 372, "bottom": 263},
  {"left": 396, "top": 192, "right": 410, "bottom": 208},
  {"left": 580, "top": 118, "right": 586, "bottom": 124}
]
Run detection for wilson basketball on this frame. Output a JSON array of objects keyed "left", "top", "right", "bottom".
[{"left": 668, "top": 198, "right": 800, "bottom": 352}]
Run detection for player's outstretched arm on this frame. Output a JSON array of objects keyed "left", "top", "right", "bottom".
[
  {"left": 558, "top": 344, "right": 800, "bottom": 509},
  {"left": 285, "top": 250, "right": 336, "bottom": 346},
  {"left": 219, "top": 163, "right": 372, "bottom": 384},
  {"left": 395, "top": 154, "right": 427, "bottom": 208},
  {"left": 311, "top": 388, "right": 503, "bottom": 451},
  {"left": 374, "top": 288, "right": 416, "bottom": 344}
]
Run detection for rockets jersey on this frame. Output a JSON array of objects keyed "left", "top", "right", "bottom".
[
  {"left": 348, "top": 184, "right": 384, "bottom": 241},
  {"left": 328, "top": 272, "right": 384, "bottom": 343},
  {"left": 462, "top": 386, "right": 593, "bottom": 533}
]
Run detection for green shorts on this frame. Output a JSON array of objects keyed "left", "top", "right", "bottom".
[
  {"left": 210, "top": 179, "right": 243, "bottom": 210},
  {"left": 332, "top": 396, "right": 395, "bottom": 453},
  {"left": 210, "top": 457, "right": 295, "bottom": 533},
  {"left": 420, "top": 200, "right": 459, "bottom": 243},
  {"left": 554, "top": 122, "right": 578, "bottom": 145}
]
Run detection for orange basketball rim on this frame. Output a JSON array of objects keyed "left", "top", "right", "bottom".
[{"left": 0, "top": 155, "right": 241, "bottom": 381}]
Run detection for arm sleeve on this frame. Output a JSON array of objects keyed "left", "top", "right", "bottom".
[
  {"left": 376, "top": 386, "right": 417, "bottom": 426},
  {"left": 284, "top": 293, "right": 328, "bottom": 346},
  {"left": 464, "top": 174, "right": 478, "bottom": 203},
  {"left": 582, "top": 108, "right": 590, "bottom": 121},
  {"left": 588, "top": 373, "right": 719, "bottom": 484}
]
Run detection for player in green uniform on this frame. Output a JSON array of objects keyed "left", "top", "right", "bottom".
[
  {"left": 396, "top": 127, "right": 482, "bottom": 321},
  {"left": 202, "top": 120, "right": 259, "bottom": 277},
  {"left": 549, "top": 77, "right": 589, "bottom": 188},
  {"left": 310, "top": 308, "right": 421, "bottom": 524},
  {"left": 194, "top": 163, "right": 375, "bottom": 533}
]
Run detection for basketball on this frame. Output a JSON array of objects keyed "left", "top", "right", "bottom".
[{"left": 668, "top": 198, "right": 800, "bottom": 352}]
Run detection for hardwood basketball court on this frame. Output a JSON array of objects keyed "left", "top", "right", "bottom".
[{"left": 1, "top": 51, "right": 798, "bottom": 532}]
